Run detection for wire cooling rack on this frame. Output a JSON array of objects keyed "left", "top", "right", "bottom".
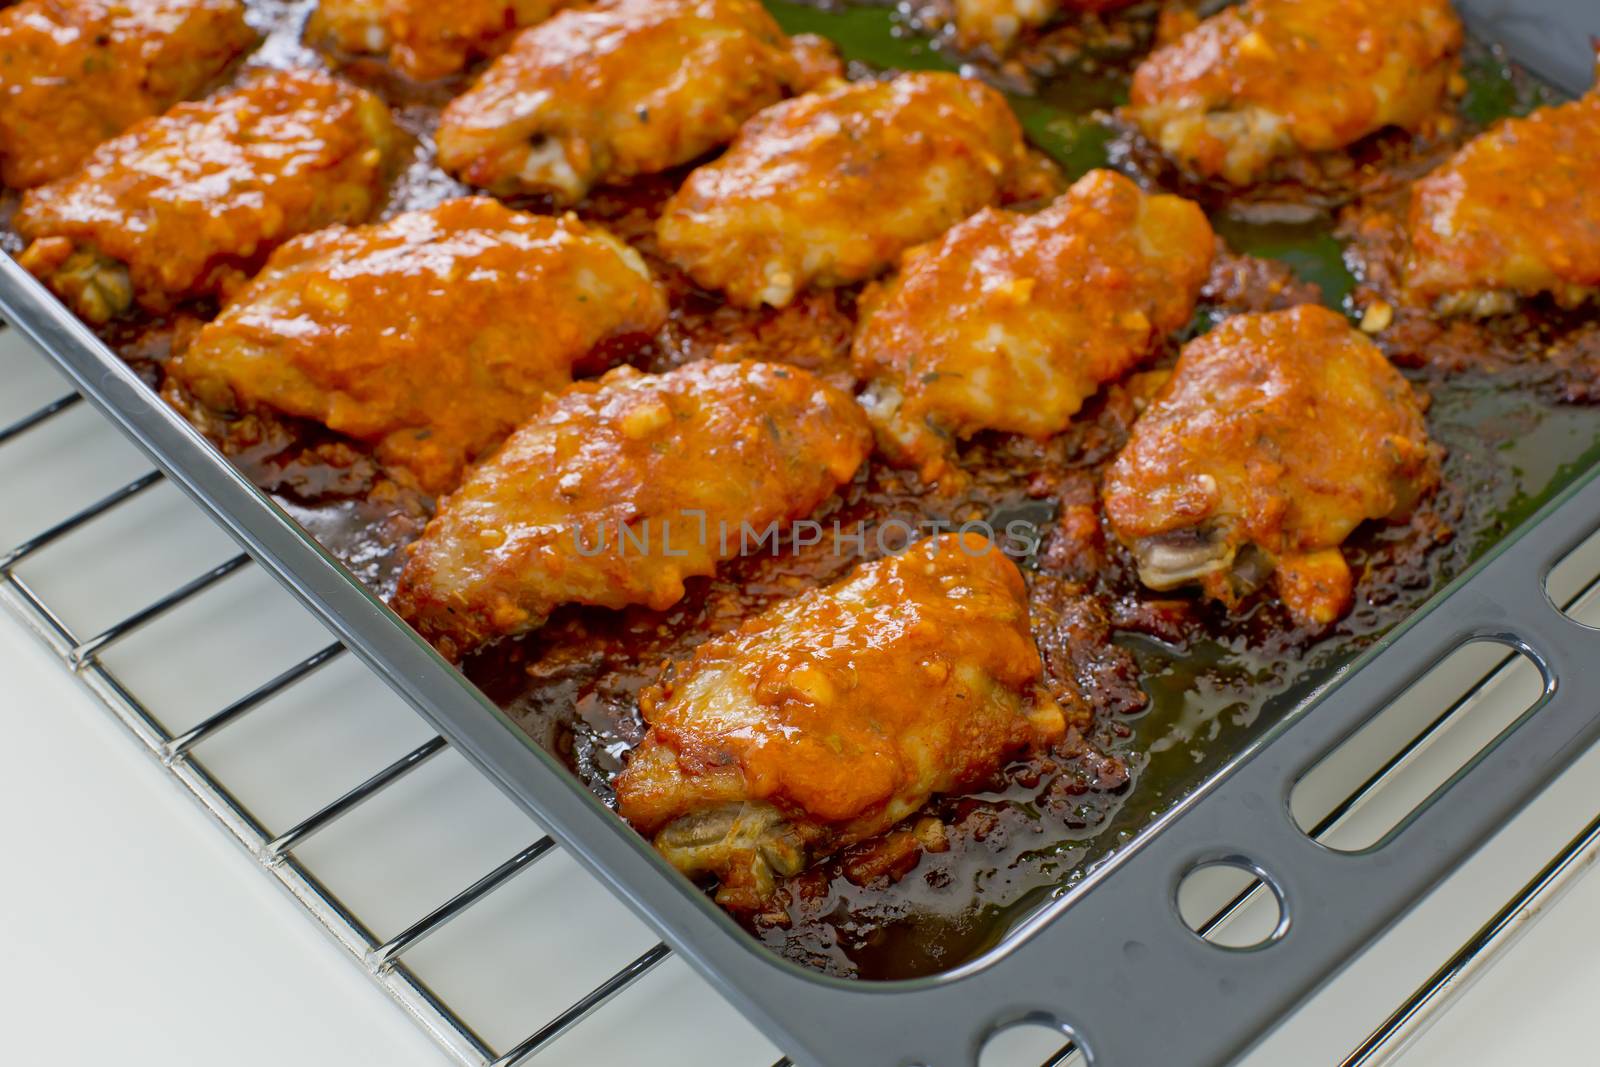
[
  {"left": 0, "top": 323, "right": 790, "bottom": 1067},
  {"left": 4, "top": 318, "right": 1600, "bottom": 1067}
]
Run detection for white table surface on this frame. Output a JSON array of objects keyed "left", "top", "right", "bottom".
[{"left": 4, "top": 327, "right": 1599, "bottom": 1065}]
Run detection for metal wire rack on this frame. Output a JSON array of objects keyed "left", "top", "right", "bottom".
[
  {"left": 4, "top": 318, "right": 1600, "bottom": 1067},
  {"left": 0, "top": 327, "right": 785, "bottom": 1067}
]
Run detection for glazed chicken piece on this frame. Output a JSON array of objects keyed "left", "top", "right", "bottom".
[
  {"left": 614, "top": 533, "right": 1067, "bottom": 908},
  {"left": 656, "top": 71, "right": 1034, "bottom": 309},
  {"left": 305, "top": 0, "right": 568, "bottom": 81},
  {"left": 953, "top": 0, "right": 1135, "bottom": 55},
  {"left": 15, "top": 68, "right": 400, "bottom": 323},
  {"left": 1102, "top": 305, "right": 1440, "bottom": 626},
  {"left": 391, "top": 360, "right": 872, "bottom": 661},
  {"left": 853, "top": 168, "right": 1214, "bottom": 485},
  {"left": 1126, "top": 0, "right": 1462, "bottom": 185},
  {"left": 0, "top": 0, "right": 257, "bottom": 188},
  {"left": 436, "top": 0, "right": 811, "bottom": 205},
  {"left": 167, "top": 199, "right": 666, "bottom": 495},
  {"left": 1404, "top": 79, "right": 1600, "bottom": 317}
]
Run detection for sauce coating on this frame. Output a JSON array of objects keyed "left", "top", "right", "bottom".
[
  {"left": 656, "top": 71, "right": 1039, "bottom": 308},
  {"left": 168, "top": 198, "right": 667, "bottom": 494},
  {"left": 392, "top": 359, "right": 873, "bottom": 661},
  {"left": 15, "top": 67, "right": 401, "bottom": 321},
  {"left": 853, "top": 168, "right": 1214, "bottom": 485},
  {"left": 1405, "top": 77, "right": 1600, "bottom": 316},
  {"left": 305, "top": 0, "right": 570, "bottom": 81},
  {"left": 436, "top": 0, "right": 809, "bottom": 204},
  {"left": 1103, "top": 305, "right": 1442, "bottom": 625},
  {"left": 615, "top": 533, "right": 1067, "bottom": 907},
  {"left": 0, "top": 0, "right": 257, "bottom": 188},
  {"left": 1127, "top": 0, "right": 1462, "bottom": 184}
]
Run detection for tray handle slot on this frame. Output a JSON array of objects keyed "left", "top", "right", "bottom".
[
  {"left": 1176, "top": 856, "right": 1289, "bottom": 950},
  {"left": 1546, "top": 524, "right": 1600, "bottom": 623},
  {"left": 1289, "top": 639, "right": 1547, "bottom": 853},
  {"left": 978, "top": 1015, "right": 1088, "bottom": 1067}
]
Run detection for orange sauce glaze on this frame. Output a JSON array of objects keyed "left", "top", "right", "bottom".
[
  {"left": 167, "top": 198, "right": 667, "bottom": 494},
  {"left": 616, "top": 533, "right": 1068, "bottom": 836},
  {"left": 1127, "top": 0, "right": 1462, "bottom": 184},
  {"left": 305, "top": 0, "right": 573, "bottom": 82},
  {"left": 15, "top": 67, "right": 402, "bottom": 318},
  {"left": 1405, "top": 82, "right": 1600, "bottom": 313},
  {"left": 0, "top": 0, "right": 257, "bottom": 188}
]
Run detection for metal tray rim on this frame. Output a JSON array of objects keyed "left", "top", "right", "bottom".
[
  {"left": 11, "top": 236, "right": 1600, "bottom": 1065},
  {"left": 5, "top": 2, "right": 1599, "bottom": 1054}
]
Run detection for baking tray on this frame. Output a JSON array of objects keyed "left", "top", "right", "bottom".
[{"left": 3, "top": 1, "right": 1598, "bottom": 1063}]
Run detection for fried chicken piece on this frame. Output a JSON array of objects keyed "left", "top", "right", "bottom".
[
  {"left": 15, "top": 68, "right": 400, "bottom": 323},
  {"left": 305, "top": 0, "right": 568, "bottom": 81},
  {"left": 953, "top": 0, "right": 1134, "bottom": 54},
  {"left": 167, "top": 199, "right": 666, "bottom": 494},
  {"left": 1126, "top": 0, "right": 1462, "bottom": 185},
  {"left": 853, "top": 169, "right": 1214, "bottom": 485},
  {"left": 1404, "top": 78, "right": 1600, "bottom": 317},
  {"left": 1102, "top": 305, "right": 1440, "bottom": 626},
  {"left": 656, "top": 71, "right": 1033, "bottom": 309},
  {"left": 614, "top": 533, "right": 1067, "bottom": 908},
  {"left": 391, "top": 360, "right": 872, "bottom": 661},
  {"left": 0, "top": 0, "right": 257, "bottom": 189},
  {"left": 435, "top": 0, "right": 811, "bottom": 205}
]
